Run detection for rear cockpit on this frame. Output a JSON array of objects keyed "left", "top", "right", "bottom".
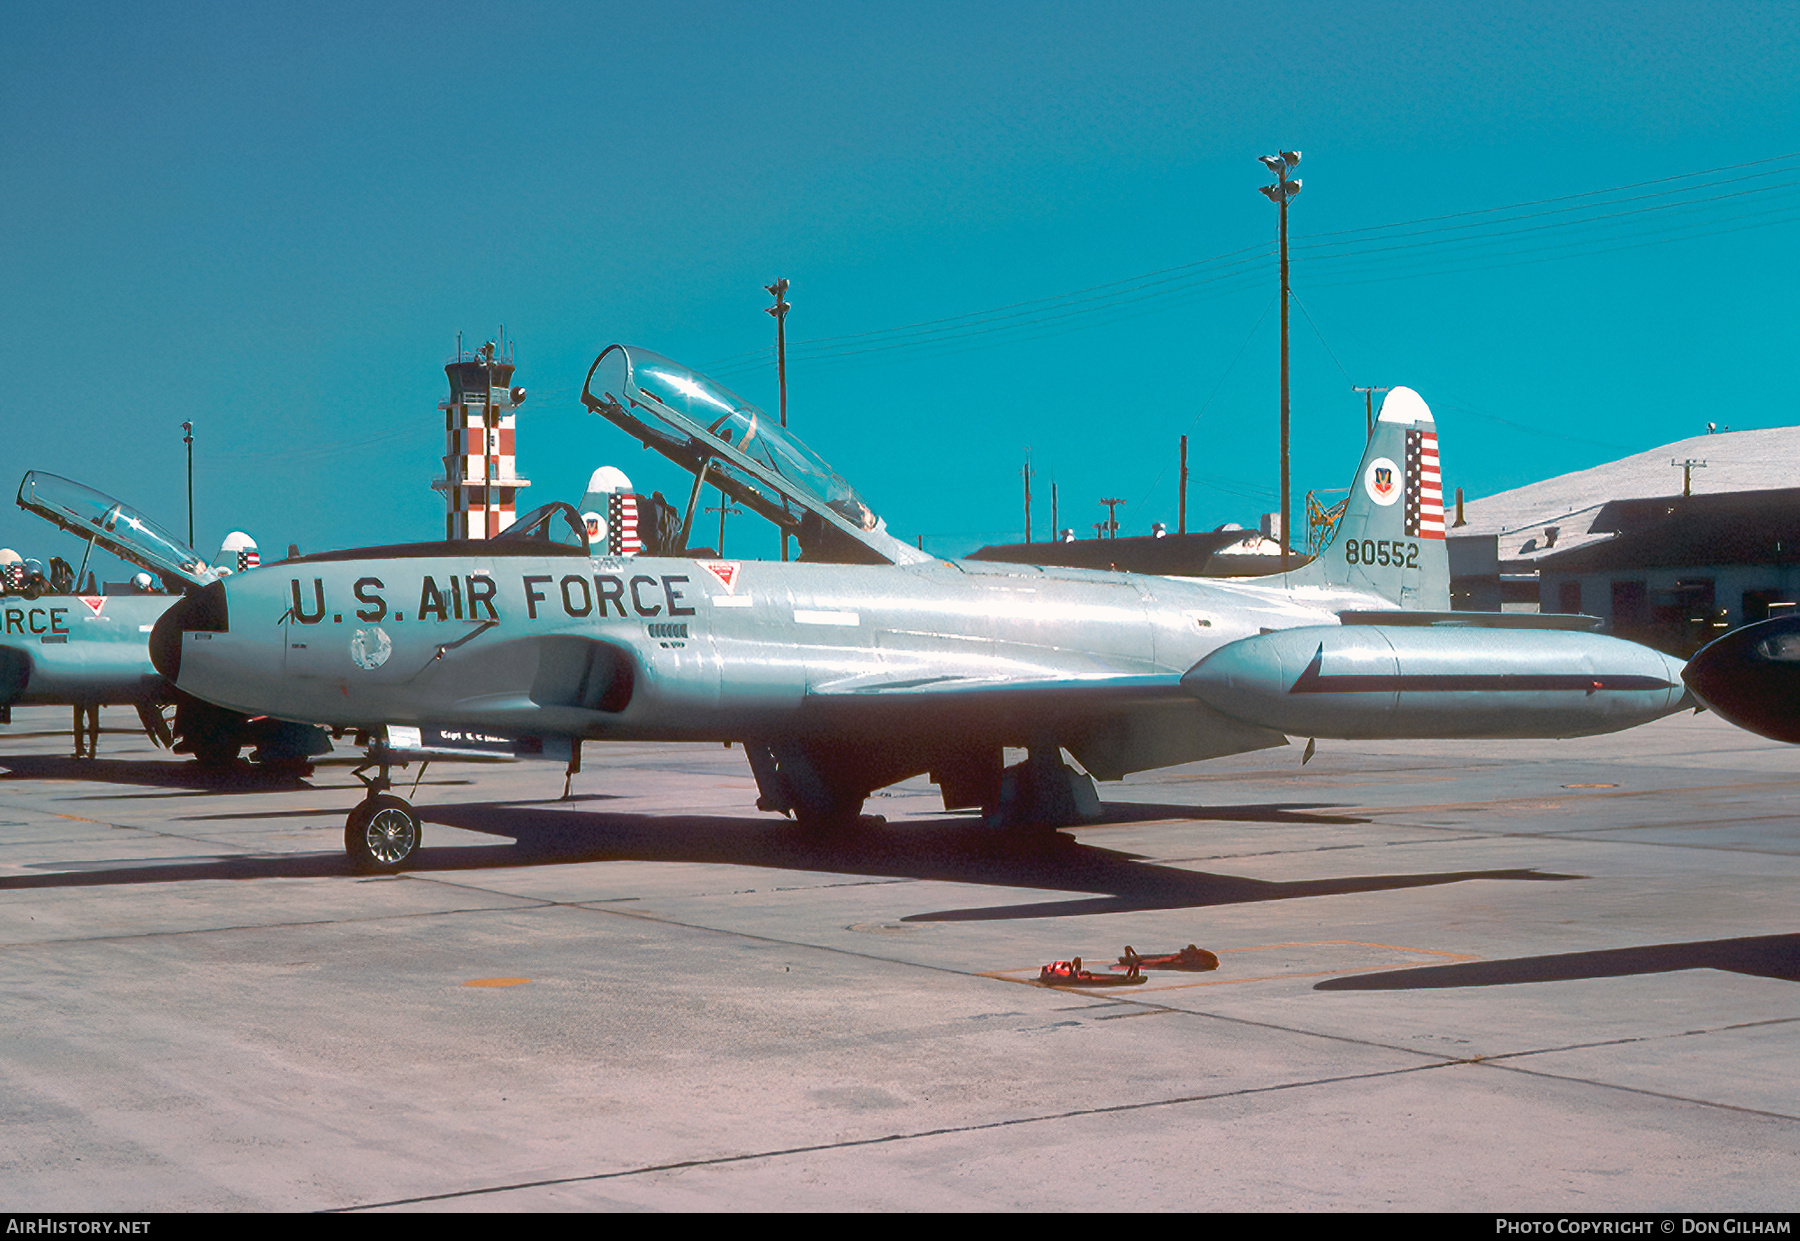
[{"left": 580, "top": 345, "right": 930, "bottom": 566}]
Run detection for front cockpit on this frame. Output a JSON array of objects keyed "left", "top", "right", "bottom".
[
  {"left": 493, "top": 501, "right": 590, "bottom": 553},
  {"left": 17, "top": 472, "right": 216, "bottom": 590}
]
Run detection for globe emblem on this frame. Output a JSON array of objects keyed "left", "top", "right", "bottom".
[{"left": 350, "top": 626, "right": 392, "bottom": 670}]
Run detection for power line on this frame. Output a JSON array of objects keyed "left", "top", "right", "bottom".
[
  {"left": 703, "top": 153, "right": 1800, "bottom": 381},
  {"left": 1295, "top": 176, "right": 1800, "bottom": 264},
  {"left": 1292, "top": 149, "right": 1800, "bottom": 243}
]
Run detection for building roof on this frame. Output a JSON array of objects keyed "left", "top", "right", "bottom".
[
  {"left": 966, "top": 530, "right": 1292, "bottom": 576},
  {"left": 1452, "top": 426, "right": 1800, "bottom": 566},
  {"left": 1537, "top": 488, "right": 1800, "bottom": 574}
]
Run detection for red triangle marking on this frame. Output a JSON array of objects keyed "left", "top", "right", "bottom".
[
  {"left": 701, "top": 562, "right": 740, "bottom": 592},
  {"left": 78, "top": 596, "right": 106, "bottom": 616}
]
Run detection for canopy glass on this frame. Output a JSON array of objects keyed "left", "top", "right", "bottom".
[
  {"left": 582, "top": 345, "right": 878, "bottom": 537},
  {"left": 17, "top": 472, "right": 215, "bottom": 587}
]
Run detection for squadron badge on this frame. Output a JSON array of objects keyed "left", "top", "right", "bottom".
[{"left": 1364, "top": 456, "right": 1401, "bottom": 506}]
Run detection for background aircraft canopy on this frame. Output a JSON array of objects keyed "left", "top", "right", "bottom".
[
  {"left": 582, "top": 345, "right": 901, "bottom": 558},
  {"left": 494, "top": 500, "right": 590, "bottom": 552},
  {"left": 17, "top": 471, "right": 215, "bottom": 587}
]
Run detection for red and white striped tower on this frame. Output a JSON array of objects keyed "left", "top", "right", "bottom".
[{"left": 431, "top": 339, "right": 530, "bottom": 539}]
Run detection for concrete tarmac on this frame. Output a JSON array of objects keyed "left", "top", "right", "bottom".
[{"left": 0, "top": 704, "right": 1796, "bottom": 1211}]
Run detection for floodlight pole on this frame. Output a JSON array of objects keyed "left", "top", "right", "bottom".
[
  {"left": 1259, "top": 151, "right": 1302, "bottom": 570},
  {"left": 182, "top": 421, "right": 194, "bottom": 546},
  {"left": 765, "top": 279, "right": 791, "bottom": 561},
  {"left": 1280, "top": 192, "right": 1289, "bottom": 569},
  {"left": 481, "top": 341, "right": 496, "bottom": 538}
]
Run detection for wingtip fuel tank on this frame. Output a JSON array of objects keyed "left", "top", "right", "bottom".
[{"left": 1183, "top": 624, "right": 1689, "bottom": 740}]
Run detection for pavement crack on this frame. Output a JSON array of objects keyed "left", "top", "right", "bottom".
[
  {"left": 327, "top": 1061, "right": 1449, "bottom": 1211},
  {"left": 1480, "top": 1060, "right": 1800, "bottom": 1123}
]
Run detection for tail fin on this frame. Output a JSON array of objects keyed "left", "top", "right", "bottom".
[{"left": 1281, "top": 386, "right": 1449, "bottom": 608}]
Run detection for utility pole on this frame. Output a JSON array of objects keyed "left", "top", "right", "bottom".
[
  {"left": 1259, "top": 150, "right": 1302, "bottom": 570},
  {"left": 1353, "top": 386, "right": 1388, "bottom": 440},
  {"left": 1178, "top": 435, "right": 1189, "bottom": 534},
  {"left": 1672, "top": 458, "right": 1707, "bottom": 497},
  {"left": 765, "top": 279, "right": 791, "bottom": 560},
  {"left": 1023, "top": 450, "right": 1033, "bottom": 543},
  {"left": 1098, "top": 497, "right": 1125, "bottom": 539},
  {"left": 1051, "top": 479, "right": 1059, "bottom": 540},
  {"left": 706, "top": 492, "right": 742, "bottom": 555},
  {"left": 182, "top": 421, "right": 194, "bottom": 546}
]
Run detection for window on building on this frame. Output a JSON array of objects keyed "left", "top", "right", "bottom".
[
  {"left": 1611, "top": 580, "right": 1647, "bottom": 629},
  {"left": 1743, "top": 589, "right": 1788, "bottom": 624}
]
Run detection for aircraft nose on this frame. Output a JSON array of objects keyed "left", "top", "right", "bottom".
[
  {"left": 149, "top": 580, "right": 229, "bottom": 683},
  {"left": 1682, "top": 614, "right": 1800, "bottom": 744}
]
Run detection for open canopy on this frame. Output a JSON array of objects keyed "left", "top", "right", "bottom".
[
  {"left": 17, "top": 472, "right": 215, "bottom": 588},
  {"left": 581, "top": 345, "right": 927, "bottom": 564}
]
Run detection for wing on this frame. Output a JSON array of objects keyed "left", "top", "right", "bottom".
[{"left": 805, "top": 669, "right": 1286, "bottom": 780}]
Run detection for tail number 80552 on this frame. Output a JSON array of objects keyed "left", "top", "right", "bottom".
[{"left": 1345, "top": 538, "right": 1419, "bottom": 569}]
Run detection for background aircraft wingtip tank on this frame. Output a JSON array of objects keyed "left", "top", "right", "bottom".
[{"left": 1682, "top": 613, "right": 1800, "bottom": 744}]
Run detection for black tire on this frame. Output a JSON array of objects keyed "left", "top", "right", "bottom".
[
  {"left": 346, "top": 794, "right": 421, "bottom": 872},
  {"left": 175, "top": 699, "right": 245, "bottom": 768},
  {"left": 190, "top": 736, "right": 239, "bottom": 768},
  {"left": 791, "top": 790, "right": 867, "bottom": 834}
]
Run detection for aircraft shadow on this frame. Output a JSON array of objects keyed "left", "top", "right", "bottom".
[
  {"left": 1083, "top": 800, "right": 1367, "bottom": 827},
  {"left": 0, "top": 799, "right": 1573, "bottom": 921},
  {"left": 422, "top": 801, "right": 1566, "bottom": 922},
  {"left": 0, "top": 754, "right": 313, "bottom": 792},
  {"left": 1314, "top": 934, "right": 1800, "bottom": 988},
  {"left": 0, "top": 754, "right": 479, "bottom": 800}
]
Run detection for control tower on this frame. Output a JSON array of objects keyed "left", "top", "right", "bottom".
[{"left": 431, "top": 339, "right": 530, "bottom": 539}]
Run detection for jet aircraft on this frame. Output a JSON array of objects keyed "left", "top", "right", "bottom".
[
  {"left": 151, "top": 345, "right": 1690, "bottom": 871},
  {"left": 3, "top": 473, "right": 324, "bottom": 765}
]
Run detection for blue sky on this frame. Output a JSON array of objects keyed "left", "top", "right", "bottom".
[{"left": 4, "top": 1, "right": 1797, "bottom": 573}]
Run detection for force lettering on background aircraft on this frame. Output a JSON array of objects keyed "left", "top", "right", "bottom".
[
  {"left": 3, "top": 606, "right": 71, "bottom": 635},
  {"left": 286, "top": 574, "right": 697, "bottom": 624}
]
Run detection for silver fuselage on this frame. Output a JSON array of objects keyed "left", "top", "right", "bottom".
[
  {"left": 168, "top": 552, "right": 1362, "bottom": 776},
  {"left": 162, "top": 548, "right": 1689, "bottom": 783}
]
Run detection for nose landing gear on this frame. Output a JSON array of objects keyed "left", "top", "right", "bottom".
[
  {"left": 345, "top": 751, "right": 424, "bottom": 872},
  {"left": 346, "top": 794, "right": 421, "bottom": 871}
]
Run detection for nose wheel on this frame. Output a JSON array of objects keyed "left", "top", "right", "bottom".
[{"left": 346, "top": 793, "right": 421, "bottom": 872}]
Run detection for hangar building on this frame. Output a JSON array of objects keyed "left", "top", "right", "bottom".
[{"left": 1450, "top": 426, "right": 1800, "bottom": 654}]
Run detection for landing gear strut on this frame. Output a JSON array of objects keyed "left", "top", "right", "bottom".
[
  {"left": 744, "top": 741, "right": 869, "bottom": 832},
  {"left": 345, "top": 752, "right": 422, "bottom": 872},
  {"left": 986, "top": 744, "right": 1101, "bottom": 831}
]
